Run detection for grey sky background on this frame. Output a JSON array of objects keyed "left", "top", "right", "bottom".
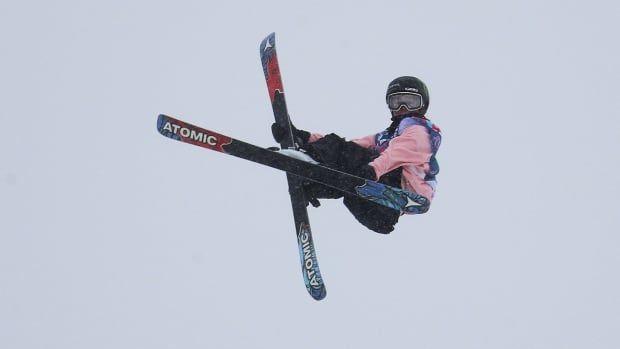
[{"left": 1, "top": 0, "right": 619, "bottom": 348}]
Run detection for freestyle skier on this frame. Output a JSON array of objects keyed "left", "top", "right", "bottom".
[
  {"left": 271, "top": 76, "right": 442, "bottom": 234},
  {"left": 157, "top": 32, "right": 443, "bottom": 299}
]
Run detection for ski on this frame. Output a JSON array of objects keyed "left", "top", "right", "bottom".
[
  {"left": 156, "top": 114, "right": 431, "bottom": 214},
  {"left": 259, "top": 33, "right": 326, "bottom": 301}
]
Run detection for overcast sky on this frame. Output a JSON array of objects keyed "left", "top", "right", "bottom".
[{"left": 1, "top": 1, "right": 619, "bottom": 348}]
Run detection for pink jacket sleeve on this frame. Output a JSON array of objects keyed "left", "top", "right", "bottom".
[
  {"left": 308, "top": 133, "right": 324, "bottom": 143},
  {"left": 365, "top": 126, "right": 432, "bottom": 179},
  {"left": 351, "top": 134, "right": 377, "bottom": 149},
  {"left": 310, "top": 133, "right": 377, "bottom": 148}
]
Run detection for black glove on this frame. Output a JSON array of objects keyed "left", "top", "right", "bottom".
[{"left": 271, "top": 122, "right": 311, "bottom": 146}]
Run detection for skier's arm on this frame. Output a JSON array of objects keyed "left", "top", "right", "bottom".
[
  {"left": 368, "top": 126, "right": 431, "bottom": 178},
  {"left": 351, "top": 134, "right": 377, "bottom": 149},
  {"left": 308, "top": 133, "right": 324, "bottom": 143},
  {"left": 310, "top": 133, "right": 377, "bottom": 146}
]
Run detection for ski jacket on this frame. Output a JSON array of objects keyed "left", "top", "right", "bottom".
[{"left": 309, "top": 116, "right": 441, "bottom": 201}]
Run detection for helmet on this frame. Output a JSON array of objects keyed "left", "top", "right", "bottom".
[{"left": 386, "top": 76, "right": 429, "bottom": 116}]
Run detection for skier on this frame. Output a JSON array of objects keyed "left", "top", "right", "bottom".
[{"left": 271, "top": 76, "right": 442, "bottom": 234}]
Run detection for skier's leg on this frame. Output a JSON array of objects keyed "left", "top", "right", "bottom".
[
  {"left": 343, "top": 194, "right": 401, "bottom": 234},
  {"left": 343, "top": 167, "right": 404, "bottom": 234},
  {"left": 300, "top": 133, "right": 376, "bottom": 206}
]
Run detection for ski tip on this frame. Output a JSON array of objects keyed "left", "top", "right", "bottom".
[
  {"left": 260, "top": 32, "right": 277, "bottom": 55},
  {"left": 156, "top": 114, "right": 173, "bottom": 135},
  {"left": 156, "top": 114, "right": 181, "bottom": 140},
  {"left": 310, "top": 286, "right": 327, "bottom": 301},
  {"left": 156, "top": 114, "right": 166, "bottom": 133}
]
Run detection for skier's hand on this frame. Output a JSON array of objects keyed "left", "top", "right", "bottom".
[
  {"left": 271, "top": 122, "right": 311, "bottom": 146},
  {"left": 271, "top": 122, "right": 287, "bottom": 143}
]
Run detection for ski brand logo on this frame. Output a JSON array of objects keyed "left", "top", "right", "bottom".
[
  {"left": 298, "top": 224, "right": 321, "bottom": 288},
  {"left": 264, "top": 39, "right": 273, "bottom": 52},
  {"left": 406, "top": 195, "right": 422, "bottom": 207},
  {"left": 388, "top": 83, "right": 419, "bottom": 93},
  {"left": 162, "top": 121, "right": 218, "bottom": 146}
]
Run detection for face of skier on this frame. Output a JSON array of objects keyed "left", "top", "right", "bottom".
[{"left": 392, "top": 105, "right": 415, "bottom": 117}]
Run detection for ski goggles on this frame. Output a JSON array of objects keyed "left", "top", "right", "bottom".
[{"left": 386, "top": 92, "right": 424, "bottom": 111}]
